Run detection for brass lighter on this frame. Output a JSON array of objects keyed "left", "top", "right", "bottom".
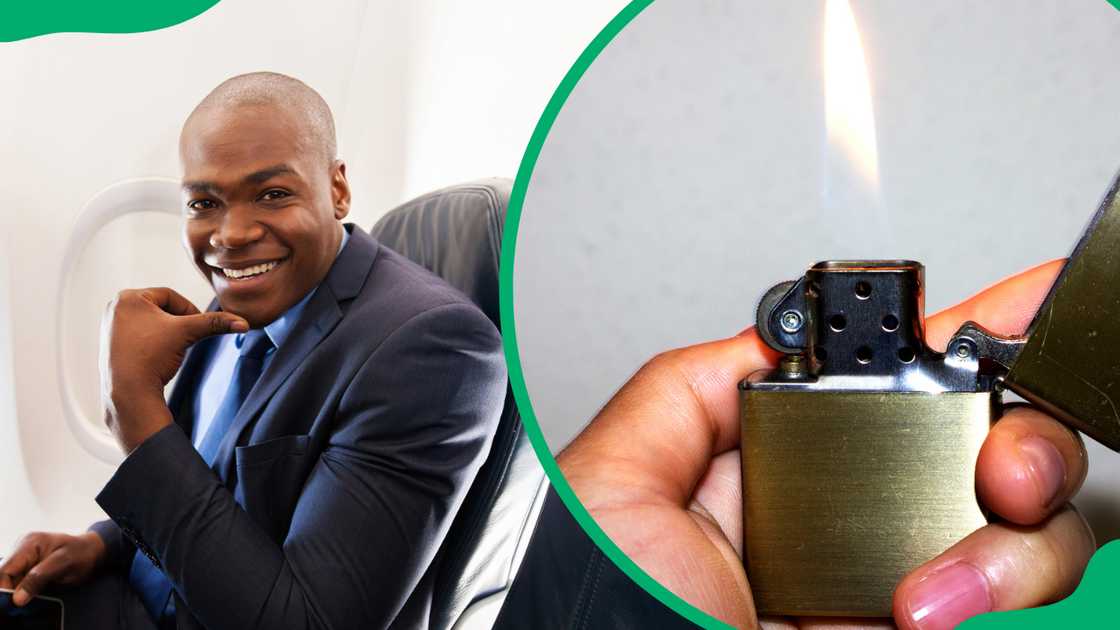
[{"left": 741, "top": 173, "right": 1120, "bottom": 617}]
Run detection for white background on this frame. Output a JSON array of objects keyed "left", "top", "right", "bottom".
[
  {"left": 0, "top": 0, "right": 626, "bottom": 550},
  {"left": 514, "top": 0, "right": 1120, "bottom": 544}
]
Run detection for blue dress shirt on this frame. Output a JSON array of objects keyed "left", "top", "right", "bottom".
[{"left": 191, "top": 227, "right": 349, "bottom": 448}]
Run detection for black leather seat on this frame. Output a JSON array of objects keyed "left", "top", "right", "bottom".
[{"left": 370, "top": 178, "right": 548, "bottom": 629}]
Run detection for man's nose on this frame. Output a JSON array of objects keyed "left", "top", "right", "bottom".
[{"left": 209, "top": 205, "right": 265, "bottom": 249}]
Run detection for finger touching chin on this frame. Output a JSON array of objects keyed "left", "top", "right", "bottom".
[{"left": 893, "top": 506, "right": 1095, "bottom": 630}]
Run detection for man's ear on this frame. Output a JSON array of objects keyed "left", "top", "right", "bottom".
[{"left": 331, "top": 160, "right": 351, "bottom": 220}]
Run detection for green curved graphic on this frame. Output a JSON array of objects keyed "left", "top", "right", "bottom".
[
  {"left": 497, "top": 1, "right": 1120, "bottom": 629},
  {"left": 2, "top": 0, "right": 219, "bottom": 42},
  {"left": 964, "top": 539, "right": 1120, "bottom": 629},
  {"left": 497, "top": 1, "right": 729, "bottom": 627}
]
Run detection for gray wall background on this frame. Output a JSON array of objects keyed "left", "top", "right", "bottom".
[{"left": 512, "top": 0, "right": 1120, "bottom": 542}]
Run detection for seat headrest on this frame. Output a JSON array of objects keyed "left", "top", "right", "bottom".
[{"left": 370, "top": 178, "right": 510, "bottom": 329}]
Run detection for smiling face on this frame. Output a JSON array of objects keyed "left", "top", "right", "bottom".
[{"left": 180, "top": 103, "right": 350, "bottom": 328}]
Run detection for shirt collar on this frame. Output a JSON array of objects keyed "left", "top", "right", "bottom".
[{"left": 257, "top": 225, "right": 350, "bottom": 350}]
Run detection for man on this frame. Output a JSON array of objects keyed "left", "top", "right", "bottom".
[{"left": 0, "top": 72, "right": 507, "bottom": 629}]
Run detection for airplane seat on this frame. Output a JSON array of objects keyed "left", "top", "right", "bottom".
[{"left": 369, "top": 178, "right": 548, "bottom": 630}]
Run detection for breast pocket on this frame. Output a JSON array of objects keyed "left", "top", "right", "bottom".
[{"left": 235, "top": 435, "right": 312, "bottom": 541}]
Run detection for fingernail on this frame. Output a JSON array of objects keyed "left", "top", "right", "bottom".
[
  {"left": 906, "top": 562, "right": 992, "bottom": 630},
  {"left": 231, "top": 320, "right": 249, "bottom": 333},
  {"left": 1019, "top": 435, "right": 1065, "bottom": 508},
  {"left": 13, "top": 589, "right": 28, "bottom": 606}
]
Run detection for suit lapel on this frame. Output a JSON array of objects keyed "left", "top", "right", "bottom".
[{"left": 212, "top": 226, "right": 380, "bottom": 483}]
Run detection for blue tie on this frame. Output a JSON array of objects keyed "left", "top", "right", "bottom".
[{"left": 128, "top": 330, "right": 273, "bottom": 623}]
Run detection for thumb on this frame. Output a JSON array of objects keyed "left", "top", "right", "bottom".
[
  {"left": 560, "top": 329, "right": 776, "bottom": 508},
  {"left": 179, "top": 311, "right": 250, "bottom": 342}
]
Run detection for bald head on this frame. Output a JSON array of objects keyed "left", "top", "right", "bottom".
[
  {"left": 177, "top": 71, "right": 352, "bottom": 328},
  {"left": 183, "top": 71, "right": 337, "bottom": 164}
]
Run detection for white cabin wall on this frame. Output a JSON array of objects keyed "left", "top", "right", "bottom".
[
  {"left": 396, "top": 1, "right": 626, "bottom": 204},
  {"left": 339, "top": 0, "right": 627, "bottom": 227}
]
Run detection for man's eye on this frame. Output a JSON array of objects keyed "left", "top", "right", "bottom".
[
  {"left": 261, "top": 189, "right": 291, "bottom": 201},
  {"left": 188, "top": 199, "right": 217, "bottom": 211}
]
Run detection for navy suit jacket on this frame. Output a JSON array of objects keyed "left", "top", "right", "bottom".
[{"left": 89, "top": 225, "right": 507, "bottom": 629}]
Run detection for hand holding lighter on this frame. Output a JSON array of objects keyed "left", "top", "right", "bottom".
[{"left": 741, "top": 173, "right": 1120, "bottom": 617}]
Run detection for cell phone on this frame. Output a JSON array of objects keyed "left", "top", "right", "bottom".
[{"left": 0, "top": 588, "right": 64, "bottom": 629}]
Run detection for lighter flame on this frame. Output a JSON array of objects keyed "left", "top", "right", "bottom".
[{"left": 824, "top": 0, "right": 879, "bottom": 189}]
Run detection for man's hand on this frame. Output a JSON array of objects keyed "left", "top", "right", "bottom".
[
  {"left": 100, "top": 287, "right": 248, "bottom": 453},
  {"left": 557, "top": 260, "right": 1096, "bottom": 630},
  {"left": 0, "top": 532, "right": 106, "bottom": 606}
]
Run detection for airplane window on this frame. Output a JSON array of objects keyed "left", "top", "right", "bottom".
[{"left": 58, "top": 179, "right": 212, "bottom": 462}]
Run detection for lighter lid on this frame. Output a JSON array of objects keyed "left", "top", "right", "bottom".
[{"left": 1003, "top": 172, "right": 1120, "bottom": 452}]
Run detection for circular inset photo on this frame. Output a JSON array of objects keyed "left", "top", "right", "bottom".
[{"left": 506, "top": 1, "right": 1120, "bottom": 627}]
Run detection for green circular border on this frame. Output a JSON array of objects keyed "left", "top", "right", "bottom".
[
  {"left": 498, "top": 1, "right": 1120, "bottom": 628},
  {"left": 497, "top": 0, "right": 729, "bottom": 627}
]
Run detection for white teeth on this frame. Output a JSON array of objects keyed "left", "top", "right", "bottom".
[{"left": 221, "top": 260, "right": 279, "bottom": 279}]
